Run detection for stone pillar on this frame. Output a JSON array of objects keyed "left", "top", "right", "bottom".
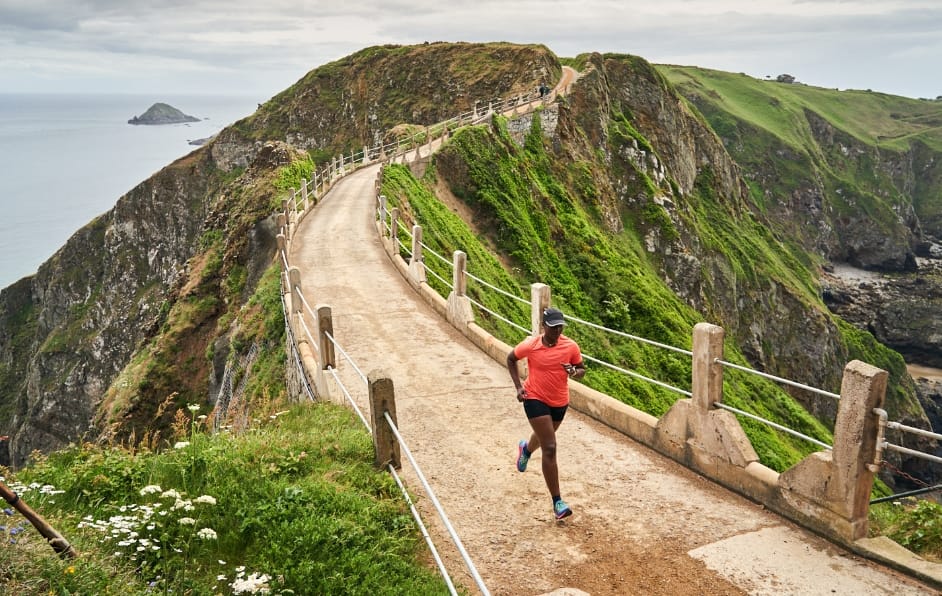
[
  {"left": 300, "top": 180, "right": 308, "bottom": 212},
  {"left": 313, "top": 304, "right": 335, "bottom": 400},
  {"left": 289, "top": 267, "right": 302, "bottom": 317},
  {"left": 530, "top": 283, "right": 551, "bottom": 335},
  {"left": 378, "top": 195, "right": 387, "bottom": 231},
  {"left": 692, "top": 322, "right": 725, "bottom": 410},
  {"left": 281, "top": 198, "right": 291, "bottom": 236},
  {"left": 316, "top": 305, "right": 336, "bottom": 370},
  {"left": 408, "top": 225, "right": 427, "bottom": 284},
  {"left": 832, "top": 361, "right": 888, "bottom": 529},
  {"left": 779, "top": 360, "right": 888, "bottom": 542},
  {"left": 369, "top": 370, "right": 400, "bottom": 469},
  {"left": 452, "top": 250, "right": 467, "bottom": 296},
  {"left": 389, "top": 207, "right": 399, "bottom": 242},
  {"left": 276, "top": 233, "right": 288, "bottom": 290},
  {"left": 446, "top": 251, "right": 474, "bottom": 327}
]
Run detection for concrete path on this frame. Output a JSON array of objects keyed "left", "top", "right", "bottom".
[{"left": 288, "top": 164, "right": 937, "bottom": 595}]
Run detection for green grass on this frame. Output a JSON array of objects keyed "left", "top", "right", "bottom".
[
  {"left": 657, "top": 65, "right": 942, "bottom": 152},
  {"left": 383, "top": 114, "right": 832, "bottom": 472},
  {"left": 870, "top": 498, "right": 942, "bottom": 561},
  {"left": 1, "top": 403, "right": 451, "bottom": 595}
]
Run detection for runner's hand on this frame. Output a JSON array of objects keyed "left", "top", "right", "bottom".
[{"left": 516, "top": 387, "right": 527, "bottom": 402}]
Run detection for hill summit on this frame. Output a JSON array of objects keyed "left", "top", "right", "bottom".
[{"left": 128, "top": 102, "right": 200, "bottom": 125}]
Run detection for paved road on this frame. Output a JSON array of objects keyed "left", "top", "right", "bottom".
[{"left": 288, "top": 163, "right": 936, "bottom": 594}]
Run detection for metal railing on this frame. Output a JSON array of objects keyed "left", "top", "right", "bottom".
[
  {"left": 273, "top": 84, "right": 557, "bottom": 594},
  {"left": 377, "top": 199, "right": 942, "bottom": 470}
]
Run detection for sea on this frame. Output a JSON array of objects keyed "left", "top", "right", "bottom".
[{"left": 0, "top": 93, "right": 263, "bottom": 289}]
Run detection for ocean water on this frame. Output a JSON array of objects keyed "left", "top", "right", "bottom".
[{"left": 0, "top": 93, "right": 262, "bottom": 289}]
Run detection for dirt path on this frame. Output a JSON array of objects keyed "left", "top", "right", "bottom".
[{"left": 287, "top": 164, "right": 936, "bottom": 595}]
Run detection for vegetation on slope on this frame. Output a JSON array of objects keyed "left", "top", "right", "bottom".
[
  {"left": 0, "top": 404, "right": 448, "bottom": 595},
  {"left": 657, "top": 64, "right": 942, "bottom": 251},
  {"left": 381, "top": 114, "right": 832, "bottom": 473}
]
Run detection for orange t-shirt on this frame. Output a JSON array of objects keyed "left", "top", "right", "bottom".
[{"left": 513, "top": 334, "right": 582, "bottom": 407}]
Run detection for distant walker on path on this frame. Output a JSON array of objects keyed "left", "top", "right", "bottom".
[{"left": 507, "top": 307, "right": 585, "bottom": 520}]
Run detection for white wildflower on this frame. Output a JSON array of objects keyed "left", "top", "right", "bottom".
[
  {"left": 197, "top": 527, "right": 218, "bottom": 540},
  {"left": 178, "top": 517, "right": 196, "bottom": 525},
  {"left": 174, "top": 441, "right": 190, "bottom": 449},
  {"left": 140, "top": 485, "right": 163, "bottom": 496},
  {"left": 187, "top": 404, "right": 200, "bottom": 412},
  {"left": 171, "top": 498, "right": 194, "bottom": 512},
  {"left": 195, "top": 495, "right": 217, "bottom": 505},
  {"left": 160, "top": 489, "right": 181, "bottom": 500},
  {"left": 231, "top": 572, "right": 271, "bottom": 594}
]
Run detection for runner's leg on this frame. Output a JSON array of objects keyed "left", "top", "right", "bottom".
[{"left": 527, "top": 415, "right": 563, "bottom": 496}]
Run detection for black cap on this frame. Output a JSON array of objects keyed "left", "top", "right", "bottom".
[{"left": 542, "top": 307, "right": 566, "bottom": 327}]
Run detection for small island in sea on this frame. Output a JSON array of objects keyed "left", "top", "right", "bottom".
[{"left": 128, "top": 103, "right": 201, "bottom": 125}]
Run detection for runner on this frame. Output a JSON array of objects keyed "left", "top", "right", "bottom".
[{"left": 507, "top": 307, "right": 585, "bottom": 520}]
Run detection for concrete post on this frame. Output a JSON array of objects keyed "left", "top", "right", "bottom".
[
  {"left": 363, "top": 144, "right": 369, "bottom": 165},
  {"left": 779, "top": 360, "right": 888, "bottom": 542},
  {"left": 833, "top": 360, "right": 888, "bottom": 529},
  {"left": 276, "top": 233, "right": 286, "bottom": 261},
  {"left": 316, "top": 305, "right": 336, "bottom": 371},
  {"left": 311, "top": 304, "right": 336, "bottom": 401},
  {"left": 378, "top": 195, "right": 387, "bottom": 231},
  {"left": 289, "top": 267, "right": 302, "bottom": 316},
  {"left": 369, "top": 370, "right": 401, "bottom": 470},
  {"left": 446, "top": 251, "right": 474, "bottom": 327},
  {"left": 390, "top": 207, "right": 400, "bottom": 242},
  {"left": 453, "top": 250, "right": 467, "bottom": 296},
  {"left": 281, "top": 198, "right": 294, "bottom": 239},
  {"left": 300, "top": 179, "right": 308, "bottom": 211},
  {"left": 276, "top": 234, "right": 288, "bottom": 295},
  {"left": 530, "top": 283, "right": 551, "bottom": 335},
  {"left": 692, "top": 323, "right": 725, "bottom": 410},
  {"left": 408, "top": 225, "right": 427, "bottom": 284}
]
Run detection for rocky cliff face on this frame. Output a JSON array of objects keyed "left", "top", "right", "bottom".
[
  {"left": 663, "top": 67, "right": 942, "bottom": 412},
  {"left": 0, "top": 43, "right": 561, "bottom": 467},
  {"left": 565, "top": 55, "right": 852, "bottom": 417}
]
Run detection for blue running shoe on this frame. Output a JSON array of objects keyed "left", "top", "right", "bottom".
[
  {"left": 554, "top": 499, "right": 572, "bottom": 520},
  {"left": 516, "top": 440, "right": 530, "bottom": 472}
]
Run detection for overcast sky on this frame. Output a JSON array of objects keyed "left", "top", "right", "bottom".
[{"left": 1, "top": 0, "right": 940, "bottom": 101}]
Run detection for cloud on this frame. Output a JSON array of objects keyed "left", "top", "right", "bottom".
[{"left": 0, "top": 0, "right": 939, "bottom": 99}]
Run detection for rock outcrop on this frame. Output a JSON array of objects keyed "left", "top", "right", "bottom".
[{"left": 128, "top": 103, "right": 201, "bottom": 125}]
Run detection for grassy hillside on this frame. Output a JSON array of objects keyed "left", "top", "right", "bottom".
[
  {"left": 657, "top": 66, "right": 942, "bottom": 152},
  {"left": 658, "top": 64, "right": 942, "bottom": 247},
  {"left": 1, "top": 404, "right": 448, "bottom": 595}
]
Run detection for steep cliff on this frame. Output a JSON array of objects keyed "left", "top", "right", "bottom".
[
  {"left": 660, "top": 65, "right": 942, "bottom": 385},
  {"left": 0, "top": 42, "right": 560, "bottom": 467}
]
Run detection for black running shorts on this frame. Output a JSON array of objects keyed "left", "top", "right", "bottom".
[{"left": 523, "top": 399, "right": 568, "bottom": 421}]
